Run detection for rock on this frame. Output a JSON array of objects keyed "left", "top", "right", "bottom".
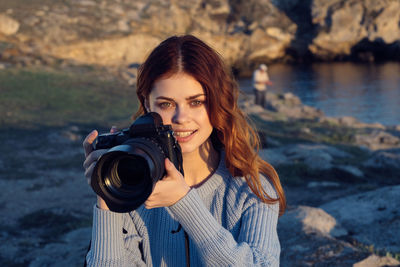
[
  {"left": 307, "top": 181, "right": 342, "bottom": 188},
  {"left": 28, "top": 227, "right": 91, "bottom": 267},
  {"left": 0, "top": 14, "right": 20, "bottom": 35},
  {"left": 248, "top": 27, "right": 293, "bottom": 63},
  {"left": 47, "top": 34, "right": 162, "bottom": 66},
  {"left": 0, "top": 0, "right": 298, "bottom": 73},
  {"left": 279, "top": 206, "right": 365, "bottom": 266},
  {"left": 284, "top": 206, "right": 347, "bottom": 236},
  {"left": 337, "top": 116, "right": 360, "bottom": 127},
  {"left": 353, "top": 254, "right": 400, "bottom": 267},
  {"left": 363, "top": 148, "right": 400, "bottom": 169},
  {"left": 318, "top": 116, "right": 340, "bottom": 125},
  {"left": 354, "top": 131, "right": 400, "bottom": 150},
  {"left": 336, "top": 165, "right": 364, "bottom": 178},
  {"left": 264, "top": 92, "right": 324, "bottom": 119},
  {"left": 1, "top": 0, "right": 399, "bottom": 69},
  {"left": 366, "top": 0, "right": 400, "bottom": 44},
  {"left": 320, "top": 185, "right": 400, "bottom": 253},
  {"left": 259, "top": 148, "right": 287, "bottom": 166},
  {"left": 282, "top": 144, "right": 350, "bottom": 170},
  {"left": 310, "top": 1, "right": 367, "bottom": 59},
  {"left": 310, "top": 0, "right": 400, "bottom": 61}
]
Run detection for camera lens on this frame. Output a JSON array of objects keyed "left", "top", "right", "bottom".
[
  {"left": 91, "top": 138, "right": 166, "bottom": 212},
  {"left": 109, "top": 155, "right": 149, "bottom": 188}
]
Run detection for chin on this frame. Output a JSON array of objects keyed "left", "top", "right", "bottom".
[{"left": 180, "top": 146, "right": 198, "bottom": 156}]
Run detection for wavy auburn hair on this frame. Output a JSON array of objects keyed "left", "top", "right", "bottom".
[{"left": 135, "top": 35, "right": 286, "bottom": 215}]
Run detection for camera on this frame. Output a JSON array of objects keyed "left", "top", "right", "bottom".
[{"left": 90, "top": 112, "right": 183, "bottom": 213}]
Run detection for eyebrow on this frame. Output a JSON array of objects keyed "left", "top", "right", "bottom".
[{"left": 155, "top": 94, "right": 205, "bottom": 101}]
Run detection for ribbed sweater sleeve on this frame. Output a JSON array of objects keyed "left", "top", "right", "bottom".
[
  {"left": 168, "top": 188, "right": 280, "bottom": 266},
  {"left": 86, "top": 205, "right": 146, "bottom": 267}
]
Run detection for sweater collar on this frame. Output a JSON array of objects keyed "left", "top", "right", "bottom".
[{"left": 191, "top": 151, "right": 231, "bottom": 197}]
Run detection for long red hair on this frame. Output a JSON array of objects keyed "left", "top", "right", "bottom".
[{"left": 135, "top": 35, "right": 286, "bottom": 215}]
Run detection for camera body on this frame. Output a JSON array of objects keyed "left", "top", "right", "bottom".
[{"left": 90, "top": 112, "right": 183, "bottom": 213}]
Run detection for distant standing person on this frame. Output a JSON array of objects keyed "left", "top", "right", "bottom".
[{"left": 253, "top": 64, "right": 271, "bottom": 107}]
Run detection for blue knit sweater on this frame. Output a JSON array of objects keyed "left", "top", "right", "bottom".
[{"left": 86, "top": 154, "right": 280, "bottom": 266}]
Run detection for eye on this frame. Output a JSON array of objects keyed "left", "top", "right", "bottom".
[
  {"left": 157, "top": 102, "right": 174, "bottom": 109},
  {"left": 190, "top": 99, "right": 204, "bottom": 107}
]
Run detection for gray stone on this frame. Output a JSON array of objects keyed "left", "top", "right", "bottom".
[
  {"left": 336, "top": 165, "right": 364, "bottom": 177},
  {"left": 282, "top": 144, "right": 350, "bottom": 170},
  {"left": 259, "top": 148, "right": 287, "bottom": 166},
  {"left": 363, "top": 149, "right": 400, "bottom": 169},
  {"left": 282, "top": 206, "right": 347, "bottom": 236},
  {"left": 307, "top": 181, "right": 342, "bottom": 188},
  {"left": 320, "top": 185, "right": 400, "bottom": 253},
  {"left": 279, "top": 205, "right": 365, "bottom": 266}
]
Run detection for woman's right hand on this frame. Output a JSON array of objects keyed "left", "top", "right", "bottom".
[{"left": 83, "top": 127, "right": 117, "bottom": 210}]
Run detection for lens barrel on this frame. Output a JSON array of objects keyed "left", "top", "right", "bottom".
[{"left": 91, "top": 138, "right": 166, "bottom": 212}]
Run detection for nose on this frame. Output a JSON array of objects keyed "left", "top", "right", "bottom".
[{"left": 172, "top": 105, "right": 190, "bottom": 124}]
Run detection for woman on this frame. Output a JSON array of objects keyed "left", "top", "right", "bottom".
[{"left": 83, "top": 35, "right": 286, "bottom": 266}]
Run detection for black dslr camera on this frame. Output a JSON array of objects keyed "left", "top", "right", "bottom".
[{"left": 90, "top": 112, "right": 183, "bottom": 213}]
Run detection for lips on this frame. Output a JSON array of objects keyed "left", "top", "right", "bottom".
[{"left": 173, "top": 130, "right": 197, "bottom": 142}]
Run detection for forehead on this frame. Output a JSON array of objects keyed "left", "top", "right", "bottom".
[{"left": 150, "top": 73, "right": 204, "bottom": 98}]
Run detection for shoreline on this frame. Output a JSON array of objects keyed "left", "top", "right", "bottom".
[{"left": 237, "top": 62, "right": 400, "bottom": 128}]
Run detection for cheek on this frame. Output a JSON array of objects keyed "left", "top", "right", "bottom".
[{"left": 197, "top": 109, "right": 213, "bottom": 128}]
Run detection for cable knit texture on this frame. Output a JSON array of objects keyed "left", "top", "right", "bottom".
[{"left": 86, "top": 153, "right": 280, "bottom": 266}]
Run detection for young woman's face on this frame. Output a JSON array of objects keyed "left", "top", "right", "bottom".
[{"left": 147, "top": 73, "right": 213, "bottom": 156}]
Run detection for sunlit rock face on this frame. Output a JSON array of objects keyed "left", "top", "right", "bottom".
[
  {"left": 309, "top": 0, "right": 400, "bottom": 61},
  {"left": 0, "top": 0, "right": 296, "bottom": 74},
  {"left": 0, "top": 0, "right": 399, "bottom": 73}
]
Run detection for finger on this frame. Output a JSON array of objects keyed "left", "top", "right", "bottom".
[
  {"left": 164, "top": 158, "right": 178, "bottom": 174},
  {"left": 83, "top": 149, "right": 108, "bottom": 169},
  {"left": 83, "top": 130, "right": 98, "bottom": 157},
  {"left": 85, "top": 162, "right": 96, "bottom": 184},
  {"left": 144, "top": 198, "right": 158, "bottom": 209}
]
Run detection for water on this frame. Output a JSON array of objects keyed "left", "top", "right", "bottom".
[{"left": 239, "top": 62, "right": 400, "bottom": 126}]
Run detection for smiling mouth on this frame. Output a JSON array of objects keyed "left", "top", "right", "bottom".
[{"left": 173, "top": 130, "right": 197, "bottom": 138}]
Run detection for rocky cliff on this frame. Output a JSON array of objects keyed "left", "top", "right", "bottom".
[{"left": 1, "top": 0, "right": 399, "bottom": 75}]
